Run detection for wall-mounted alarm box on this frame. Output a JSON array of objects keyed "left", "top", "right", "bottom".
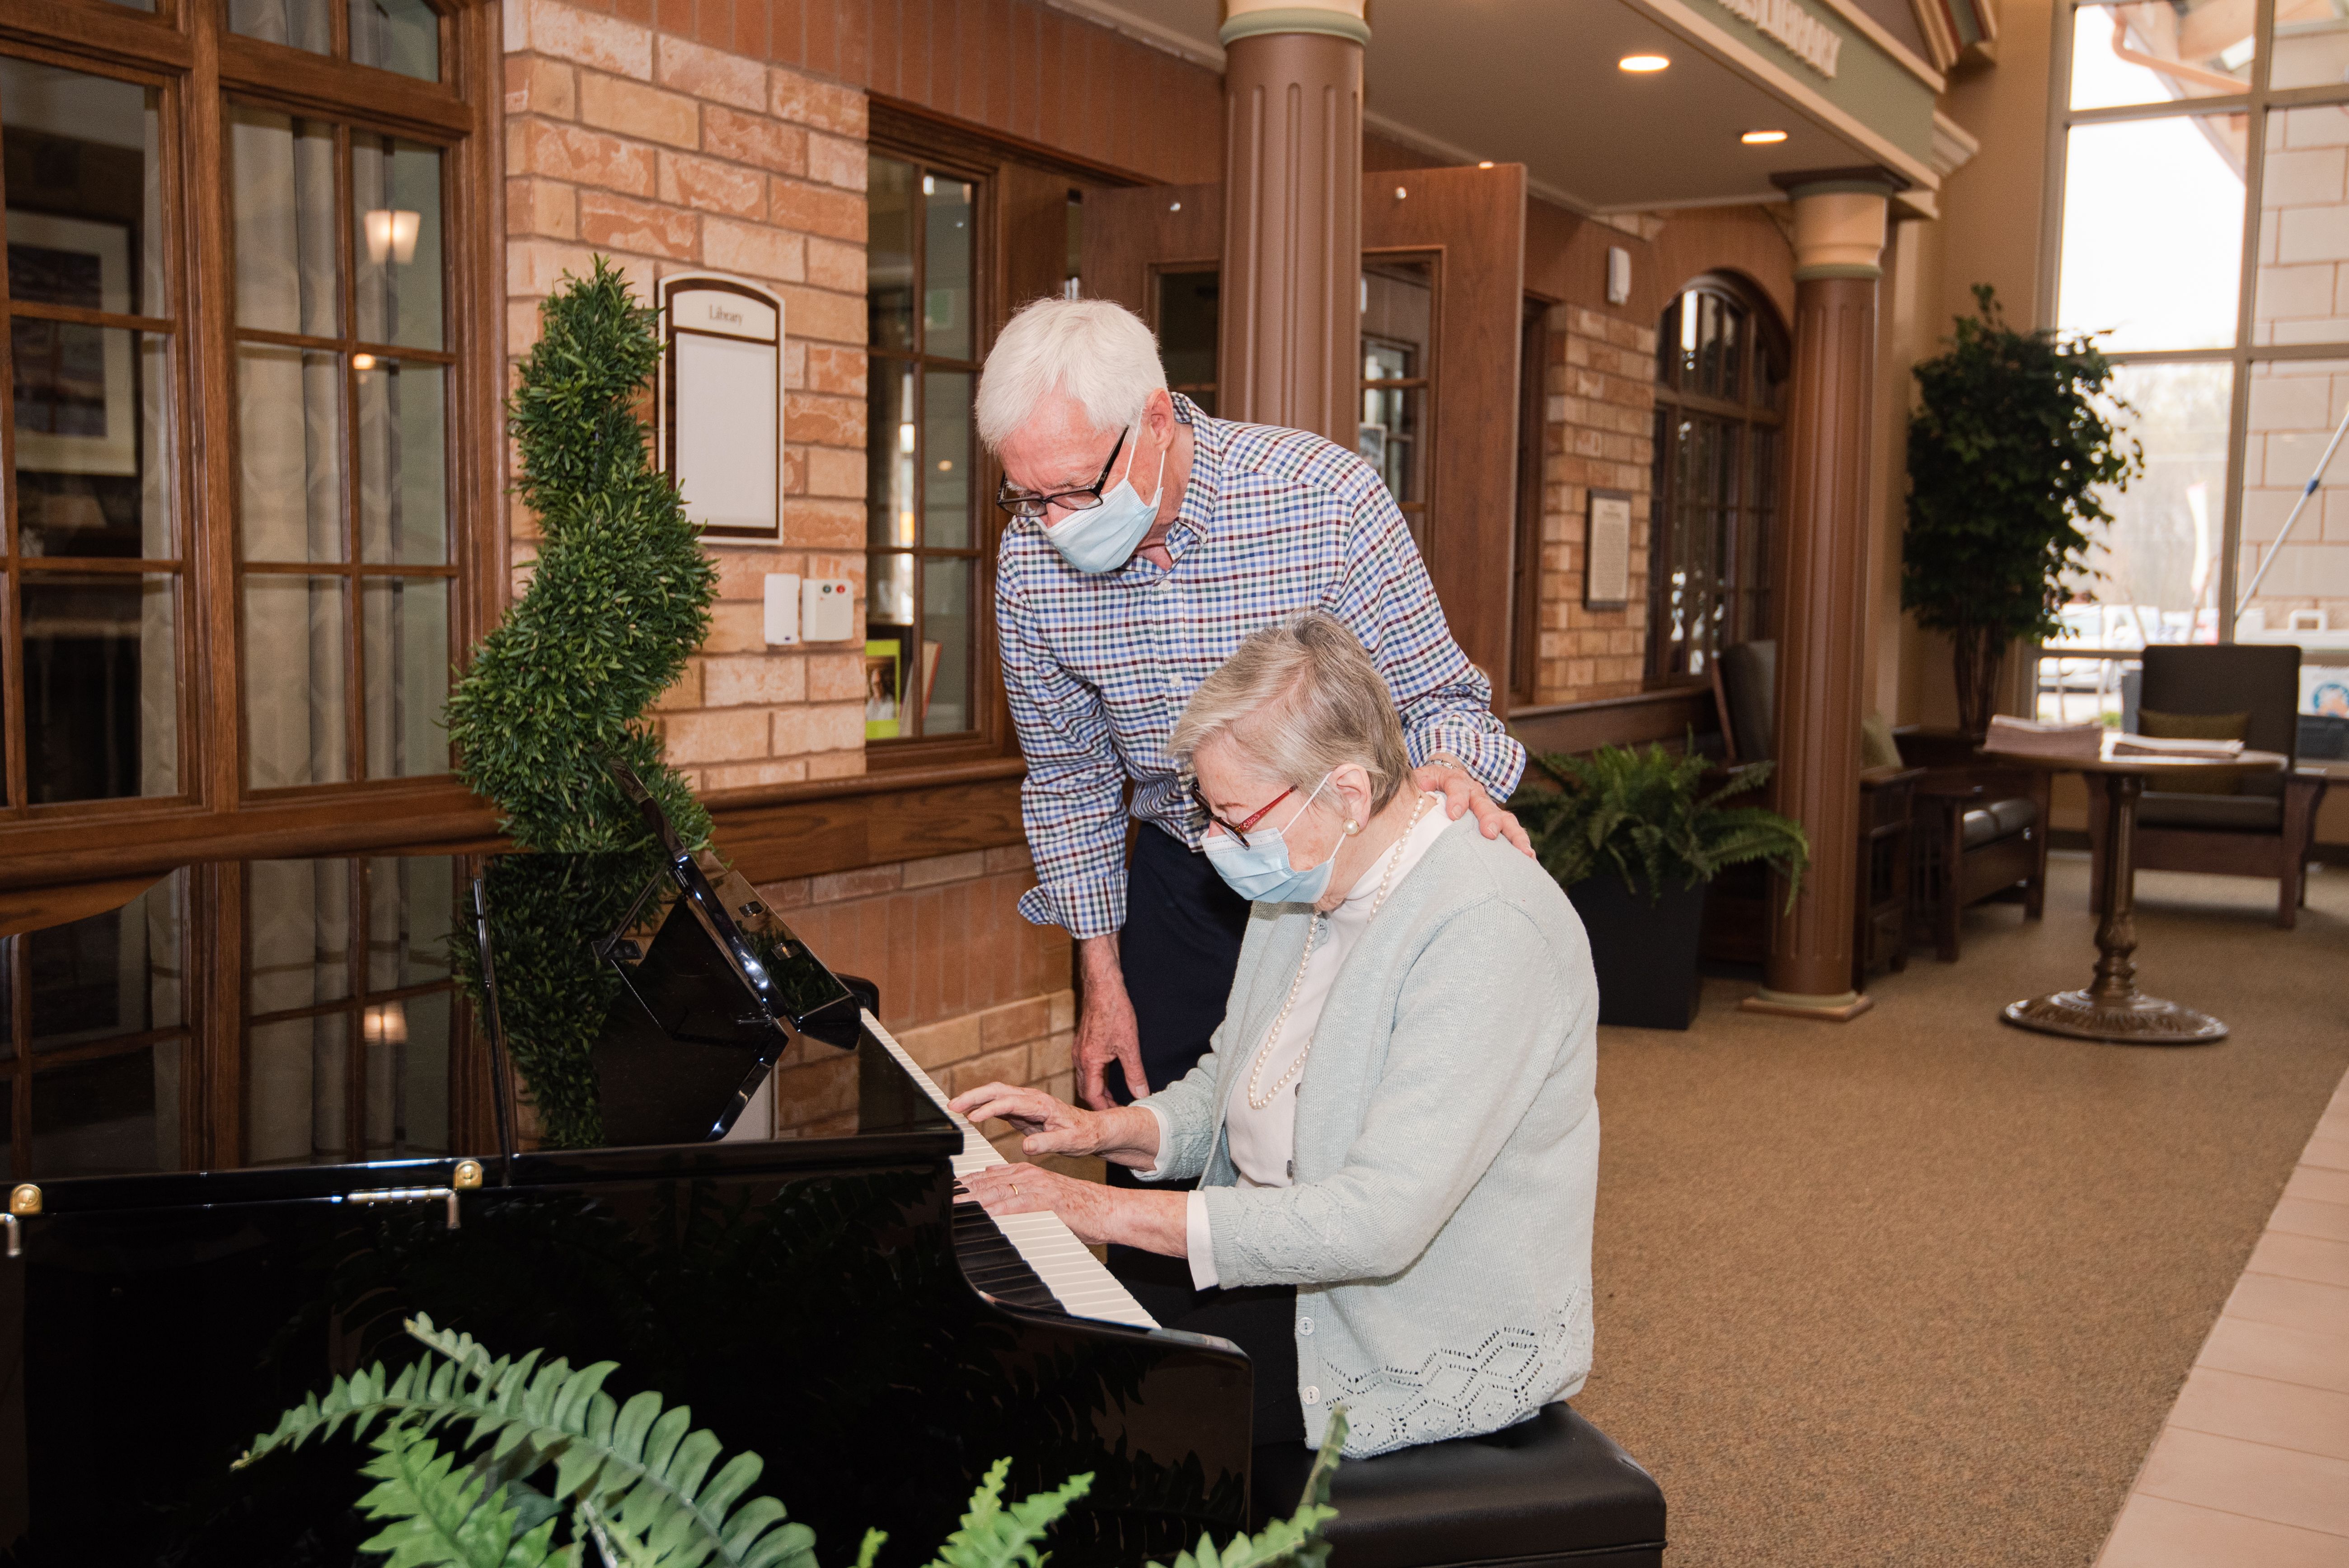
[{"left": 801, "top": 578, "right": 855, "bottom": 642}]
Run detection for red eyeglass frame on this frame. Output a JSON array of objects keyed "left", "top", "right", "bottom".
[{"left": 1189, "top": 778, "right": 1295, "bottom": 849}]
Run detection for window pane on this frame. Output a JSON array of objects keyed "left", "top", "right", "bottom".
[
  {"left": 924, "top": 370, "right": 973, "bottom": 548},
  {"left": 244, "top": 1013, "right": 344, "bottom": 1164},
  {"left": 21, "top": 573, "right": 177, "bottom": 802},
  {"left": 0, "top": 60, "right": 164, "bottom": 319},
  {"left": 366, "top": 990, "right": 450, "bottom": 1156},
  {"left": 248, "top": 857, "right": 350, "bottom": 1014},
  {"left": 2238, "top": 357, "right": 2349, "bottom": 635},
  {"left": 1157, "top": 269, "right": 1219, "bottom": 412},
  {"left": 350, "top": 0, "right": 441, "bottom": 80},
  {"left": 14, "top": 327, "right": 174, "bottom": 560},
  {"left": 2270, "top": 5, "right": 2349, "bottom": 90},
  {"left": 362, "top": 577, "right": 450, "bottom": 777},
  {"left": 869, "top": 156, "right": 916, "bottom": 351},
  {"left": 922, "top": 557, "right": 974, "bottom": 735},
  {"left": 924, "top": 174, "right": 975, "bottom": 360},
  {"left": 366, "top": 856, "right": 454, "bottom": 992},
  {"left": 352, "top": 136, "right": 445, "bottom": 350},
  {"left": 244, "top": 576, "right": 350, "bottom": 787},
  {"left": 30, "top": 1044, "right": 180, "bottom": 1178},
  {"left": 229, "top": 0, "right": 333, "bottom": 54},
  {"left": 868, "top": 555, "right": 913, "bottom": 739},
  {"left": 2075, "top": 361, "right": 2235, "bottom": 646},
  {"left": 2255, "top": 106, "right": 2349, "bottom": 346},
  {"left": 238, "top": 345, "right": 345, "bottom": 562},
  {"left": 2059, "top": 114, "right": 2245, "bottom": 351},
  {"left": 230, "top": 105, "right": 339, "bottom": 337},
  {"left": 868, "top": 358, "right": 917, "bottom": 547},
  {"left": 356, "top": 360, "right": 448, "bottom": 563},
  {"left": 28, "top": 870, "right": 183, "bottom": 1049},
  {"left": 2069, "top": 2, "right": 2253, "bottom": 112}
]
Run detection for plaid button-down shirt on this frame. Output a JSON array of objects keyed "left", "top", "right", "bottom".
[{"left": 999, "top": 396, "right": 1524, "bottom": 940}]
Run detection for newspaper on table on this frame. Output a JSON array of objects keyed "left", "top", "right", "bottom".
[
  {"left": 1984, "top": 714, "right": 2107, "bottom": 759},
  {"left": 2110, "top": 732, "right": 2245, "bottom": 761}
]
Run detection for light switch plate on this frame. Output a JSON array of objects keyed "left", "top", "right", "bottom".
[
  {"left": 763, "top": 573, "right": 802, "bottom": 645},
  {"left": 802, "top": 578, "right": 855, "bottom": 642}
]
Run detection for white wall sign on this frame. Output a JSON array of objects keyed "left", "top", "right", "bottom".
[
  {"left": 1586, "top": 491, "right": 1632, "bottom": 609},
  {"left": 1713, "top": 0, "right": 1843, "bottom": 76},
  {"left": 656, "top": 273, "right": 786, "bottom": 539}
]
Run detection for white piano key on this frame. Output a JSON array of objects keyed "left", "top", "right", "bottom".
[{"left": 860, "top": 1009, "right": 1158, "bottom": 1331}]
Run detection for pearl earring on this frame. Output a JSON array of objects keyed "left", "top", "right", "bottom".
[{"left": 1344, "top": 819, "right": 1361, "bottom": 836}]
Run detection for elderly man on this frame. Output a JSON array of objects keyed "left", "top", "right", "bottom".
[{"left": 979, "top": 297, "right": 1524, "bottom": 1119}]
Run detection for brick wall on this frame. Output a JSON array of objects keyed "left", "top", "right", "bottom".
[
  {"left": 752, "top": 845, "right": 1074, "bottom": 1138},
  {"left": 1533, "top": 305, "right": 1658, "bottom": 703},
  {"left": 505, "top": 0, "right": 870, "bottom": 791}
]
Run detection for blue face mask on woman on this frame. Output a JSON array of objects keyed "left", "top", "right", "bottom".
[
  {"left": 1042, "top": 426, "right": 1169, "bottom": 574},
  {"left": 1200, "top": 774, "right": 1337, "bottom": 904}
]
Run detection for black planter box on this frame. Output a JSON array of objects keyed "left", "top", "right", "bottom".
[{"left": 1566, "top": 874, "right": 1711, "bottom": 1030}]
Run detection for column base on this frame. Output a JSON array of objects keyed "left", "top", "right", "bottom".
[{"left": 1739, "top": 987, "right": 1875, "bottom": 1023}]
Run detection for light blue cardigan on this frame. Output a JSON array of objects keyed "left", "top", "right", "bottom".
[{"left": 1138, "top": 814, "right": 1600, "bottom": 1457}]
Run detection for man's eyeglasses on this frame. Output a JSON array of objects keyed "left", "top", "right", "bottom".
[
  {"left": 994, "top": 427, "right": 1127, "bottom": 520},
  {"left": 1186, "top": 775, "right": 1296, "bottom": 849}
]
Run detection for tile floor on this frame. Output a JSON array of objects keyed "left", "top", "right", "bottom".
[{"left": 2095, "top": 1066, "right": 2349, "bottom": 1566}]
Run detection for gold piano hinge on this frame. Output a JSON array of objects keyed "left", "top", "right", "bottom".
[
  {"left": 453, "top": 1160, "right": 484, "bottom": 1190},
  {"left": 338, "top": 1185, "right": 464, "bottom": 1229}
]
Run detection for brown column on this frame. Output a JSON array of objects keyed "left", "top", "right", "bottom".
[
  {"left": 1218, "top": 0, "right": 1365, "bottom": 444},
  {"left": 1744, "top": 174, "right": 1900, "bottom": 1022}
]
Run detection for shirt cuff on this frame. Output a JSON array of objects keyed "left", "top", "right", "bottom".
[
  {"left": 1409, "top": 728, "right": 1527, "bottom": 800},
  {"left": 1185, "top": 1188, "right": 1219, "bottom": 1291},
  {"left": 1015, "top": 873, "right": 1126, "bottom": 940},
  {"left": 1131, "top": 1100, "right": 1175, "bottom": 1181}
]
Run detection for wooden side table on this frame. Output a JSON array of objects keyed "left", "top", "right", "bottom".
[{"left": 1982, "top": 742, "right": 2289, "bottom": 1044}]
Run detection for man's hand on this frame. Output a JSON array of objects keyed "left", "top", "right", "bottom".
[
  {"left": 1413, "top": 758, "right": 1533, "bottom": 856},
  {"left": 1074, "top": 934, "right": 1147, "bottom": 1109}
]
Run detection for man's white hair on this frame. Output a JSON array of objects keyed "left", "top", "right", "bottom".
[{"left": 975, "top": 297, "right": 1167, "bottom": 452}]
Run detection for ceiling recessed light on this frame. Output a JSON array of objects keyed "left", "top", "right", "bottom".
[
  {"left": 1618, "top": 53, "right": 1670, "bottom": 72},
  {"left": 1741, "top": 129, "right": 1789, "bottom": 144}
]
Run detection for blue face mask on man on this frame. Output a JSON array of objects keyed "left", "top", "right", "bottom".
[
  {"left": 1200, "top": 774, "right": 1337, "bottom": 904},
  {"left": 1041, "top": 425, "right": 1169, "bottom": 574}
]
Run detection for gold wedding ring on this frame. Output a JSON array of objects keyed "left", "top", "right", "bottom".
[{"left": 1012, "top": 1184, "right": 1022, "bottom": 1196}]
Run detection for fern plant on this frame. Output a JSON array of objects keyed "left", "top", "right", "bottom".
[
  {"left": 443, "top": 257, "right": 719, "bottom": 1147},
  {"left": 238, "top": 1314, "right": 1346, "bottom": 1568},
  {"left": 1509, "top": 743, "right": 1810, "bottom": 908}
]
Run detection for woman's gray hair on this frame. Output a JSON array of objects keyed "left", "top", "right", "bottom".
[
  {"left": 975, "top": 298, "right": 1167, "bottom": 452},
  {"left": 1170, "top": 612, "right": 1411, "bottom": 815}
]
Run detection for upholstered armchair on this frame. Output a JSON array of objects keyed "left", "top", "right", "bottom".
[
  {"left": 1894, "top": 730, "right": 2051, "bottom": 960},
  {"left": 2089, "top": 645, "right": 2329, "bottom": 929}
]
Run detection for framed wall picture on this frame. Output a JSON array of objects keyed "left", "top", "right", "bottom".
[
  {"left": 1585, "top": 488, "right": 1632, "bottom": 609},
  {"left": 656, "top": 272, "right": 786, "bottom": 540},
  {"left": 7, "top": 211, "right": 138, "bottom": 477}
]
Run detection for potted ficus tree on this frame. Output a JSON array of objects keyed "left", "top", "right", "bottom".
[
  {"left": 1510, "top": 744, "right": 1809, "bottom": 1030},
  {"left": 1904, "top": 284, "right": 2143, "bottom": 735}
]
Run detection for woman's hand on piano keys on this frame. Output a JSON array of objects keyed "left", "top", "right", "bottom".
[
  {"left": 959, "top": 1161, "right": 1186, "bottom": 1254},
  {"left": 949, "top": 1081, "right": 1163, "bottom": 1166}
]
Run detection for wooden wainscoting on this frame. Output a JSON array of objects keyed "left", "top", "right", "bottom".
[{"left": 1509, "top": 683, "right": 1725, "bottom": 766}]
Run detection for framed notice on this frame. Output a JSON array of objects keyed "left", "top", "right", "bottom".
[
  {"left": 7, "top": 211, "right": 138, "bottom": 477},
  {"left": 656, "top": 272, "right": 785, "bottom": 539},
  {"left": 1585, "top": 489, "right": 1632, "bottom": 609}
]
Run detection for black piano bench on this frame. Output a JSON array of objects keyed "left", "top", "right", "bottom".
[{"left": 1250, "top": 1405, "right": 1666, "bottom": 1568}]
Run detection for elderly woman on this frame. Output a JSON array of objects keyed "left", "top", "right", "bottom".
[{"left": 952, "top": 613, "right": 1599, "bottom": 1462}]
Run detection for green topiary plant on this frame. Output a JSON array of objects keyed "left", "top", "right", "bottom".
[
  {"left": 444, "top": 257, "right": 719, "bottom": 1148},
  {"left": 235, "top": 1314, "right": 1345, "bottom": 1568},
  {"left": 1508, "top": 743, "right": 1810, "bottom": 909},
  {"left": 1904, "top": 284, "right": 2143, "bottom": 735}
]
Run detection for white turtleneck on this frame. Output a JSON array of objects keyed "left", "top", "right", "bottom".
[{"left": 1139, "top": 794, "right": 1449, "bottom": 1291}]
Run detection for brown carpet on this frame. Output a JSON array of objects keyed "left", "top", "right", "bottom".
[{"left": 1571, "top": 854, "right": 2349, "bottom": 1566}]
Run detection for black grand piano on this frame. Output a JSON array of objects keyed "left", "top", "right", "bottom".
[{"left": 0, "top": 770, "right": 1665, "bottom": 1568}]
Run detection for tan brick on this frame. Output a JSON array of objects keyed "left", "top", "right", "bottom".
[
  {"left": 699, "top": 599, "right": 764, "bottom": 653},
  {"left": 754, "top": 876, "right": 811, "bottom": 910},
  {"left": 508, "top": 238, "right": 599, "bottom": 298},
  {"left": 1047, "top": 989, "right": 1075, "bottom": 1033},
  {"left": 655, "top": 34, "right": 766, "bottom": 111},
  {"left": 951, "top": 1044, "right": 1032, "bottom": 1100},
  {"left": 523, "top": 0, "right": 651, "bottom": 79},
  {"left": 703, "top": 757, "right": 808, "bottom": 790},
  {"left": 805, "top": 751, "right": 866, "bottom": 780},
  {"left": 783, "top": 498, "right": 863, "bottom": 550},
  {"left": 777, "top": 285, "right": 863, "bottom": 345},
  {"left": 704, "top": 652, "right": 806, "bottom": 707},
  {"left": 516, "top": 120, "right": 654, "bottom": 196},
  {"left": 703, "top": 106, "right": 806, "bottom": 176},
  {"left": 803, "top": 444, "right": 865, "bottom": 500},
  {"left": 770, "top": 67, "right": 867, "bottom": 136},
  {"left": 904, "top": 850, "right": 988, "bottom": 889},
  {"left": 1029, "top": 1031, "right": 1073, "bottom": 1081},
  {"left": 661, "top": 706, "right": 771, "bottom": 763},
  {"left": 506, "top": 55, "right": 577, "bottom": 118},
  {"left": 579, "top": 72, "right": 699, "bottom": 150},
  {"left": 980, "top": 995, "right": 1053, "bottom": 1049},
  {"left": 805, "top": 235, "right": 863, "bottom": 294},
  {"left": 708, "top": 547, "right": 787, "bottom": 599},
  {"left": 768, "top": 1057, "right": 856, "bottom": 1122},
  {"left": 578, "top": 190, "right": 696, "bottom": 259},
  {"left": 779, "top": 701, "right": 864, "bottom": 753},
  {"left": 811, "top": 864, "right": 903, "bottom": 903},
  {"left": 786, "top": 392, "right": 864, "bottom": 446},
  {"left": 703, "top": 218, "right": 806, "bottom": 284},
  {"left": 651, "top": 660, "right": 702, "bottom": 711},
  {"left": 657, "top": 151, "right": 766, "bottom": 218},
  {"left": 507, "top": 177, "right": 577, "bottom": 239},
  {"left": 806, "top": 130, "right": 866, "bottom": 191},
  {"left": 506, "top": 299, "right": 544, "bottom": 354},
  {"left": 802, "top": 343, "right": 866, "bottom": 396},
  {"left": 804, "top": 651, "right": 864, "bottom": 702},
  {"left": 896, "top": 1013, "right": 981, "bottom": 1071},
  {"left": 983, "top": 844, "right": 1035, "bottom": 875},
  {"left": 769, "top": 178, "right": 867, "bottom": 243}
]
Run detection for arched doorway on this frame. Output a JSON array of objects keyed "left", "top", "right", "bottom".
[{"left": 1648, "top": 275, "right": 1789, "bottom": 681}]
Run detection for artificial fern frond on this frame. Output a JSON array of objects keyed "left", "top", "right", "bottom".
[
  {"left": 354, "top": 1425, "right": 561, "bottom": 1568},
  {"left": 925, "top": 1458, "right": 1093, "bottom": 1568}
]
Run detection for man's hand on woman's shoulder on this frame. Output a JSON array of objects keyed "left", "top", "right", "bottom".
[{"left": 1413, "top": 758, "right": 1533, "bottom": 857}]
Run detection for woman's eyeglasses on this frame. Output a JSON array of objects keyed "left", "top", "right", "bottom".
[
  {"left": 994, "top": 427, "right": 1128, "bottom": 520},
  {"left": 1187, "top": 776, "right": 1296, "bottom": 849}
]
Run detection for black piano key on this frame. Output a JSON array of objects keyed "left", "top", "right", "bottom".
[{"left": 950, "top": 1205, "right": 1064, "bottom": 1311}]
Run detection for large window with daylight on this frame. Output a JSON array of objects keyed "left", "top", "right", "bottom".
[
  {"left": 2044, "top": 0, "right": 2349, "bottom": 721},
  {"left": 1647, "top": 279, "right": 1787, "bottom": 682}
]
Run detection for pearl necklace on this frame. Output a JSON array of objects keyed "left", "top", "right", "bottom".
[{"left": 1245, "top": 792, "right": 1436, "bottom": 1111}]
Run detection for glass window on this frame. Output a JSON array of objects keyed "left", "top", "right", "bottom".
[
  {"left": 1361, "top": 258, "right": 1435, "bottom": 551},
  {"left": 2069, "top": 1, "right": 2255, "bottom": 112},
  {"left": 2058, "top": 113, "right": 2245, "bottom": 352},
  {"left": 3, "top": 58, "right": 183, "bottom": 806},
  {"left": 1155, "top": 268, "right": 1219, "bottom": 415},
  {"left": 230, "top": 0, "right": 441, "bottom": 80},
  {"left": 865, "top": 154, "right": 983, "bottom": 744}
]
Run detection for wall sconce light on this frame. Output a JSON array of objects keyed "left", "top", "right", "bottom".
[
  {"left": 363, "top": 1001, "right": 409, "bottom": 1046},
  {"left": 363, "top": 208, "right": 422, "bottom": 265}
]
